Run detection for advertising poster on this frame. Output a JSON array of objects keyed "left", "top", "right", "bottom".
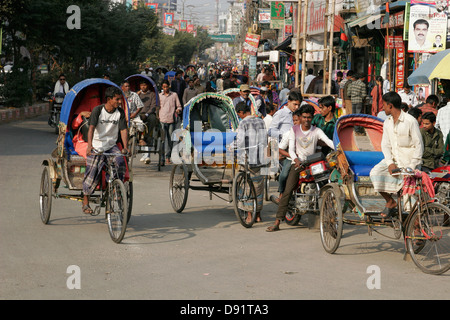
[
  {"left": 284, "top": 18, "right": 293, "bottom": 38},
  {"left": 396, "top": 48, "right": 405, "bottom": 89},
  {"left": 146, "top": 3, "right": 158, "bottom": 12},
  {"left": 164, "top": 13, "right": 174, "bottom": 26},
  {"left": 242, "top": 33, "right": 260, "bottom": 56},
  {"left": 179, "top": 20, "right": 187, "bottom": 31},
  {"left": 259, "top": 9, "right": 271, "bottom": 24},
  {"left": 162, "top": 27, "right": 176, "bottom": 37},
  {"left": 408, "top": 0, "right": 447, "bottom": 53},
  {"left": 270, "top": 2, "right": 285, "bottom": 29}
]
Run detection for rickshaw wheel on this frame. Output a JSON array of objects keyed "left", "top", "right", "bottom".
[
  {"left": 405, "top": 202, "right": 450, "bottom": 275},
  {"left": 319, "top": 186, "right": 343, "bottom": 254},
  {"left": 39, "top": 166, "right": 53, "bottom": 224},
  {"left": 232, "top": 172, "right": 257, "bottom": 228},
  {"left": 106, "top": 179, "right": 128, "bottom": 244},
  {"left": 169, "top": 164, "right": 189, "bottom": 213}
]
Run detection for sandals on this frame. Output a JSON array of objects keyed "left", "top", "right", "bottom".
[
  {"left": 82, "top": 204, "right": 93, "bottom": 215},
  {"left": 266, "top": 225, "right": 280, "bottom": 232},
  {"left": 380, "top": 206, "right": 398, "bottom": 219}
]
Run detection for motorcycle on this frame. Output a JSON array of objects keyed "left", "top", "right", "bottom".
[
  {"left": 430, "top": 164, "right": 450, "bottom": 208},
  {"left": 48, "top": 92, "right": 65, "bottom": 133},
  {"left": 272, "top": 152, "right": 333, "bottom": 225}
]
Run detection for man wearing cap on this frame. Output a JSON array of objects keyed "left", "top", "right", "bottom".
[
  {"left": 232, "top": 84, "right": 252, "bottom": 109},
  {"left": 255, "top": 86, "right": 268, "bottom": 117}
]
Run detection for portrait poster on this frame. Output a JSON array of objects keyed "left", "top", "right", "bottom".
[
  {"left": 408, "top": 0, "right": 447, "bottom": 53},
  {"left": 164, "top": 13, "right": 174, "bottom": 26},
  {"left": 179, "top": 20, "right": 187, "bottom": 31}
]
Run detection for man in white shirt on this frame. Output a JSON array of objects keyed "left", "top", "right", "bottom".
[
  {"left": 398, "top": 85, "right": 418, "bottom": 108},
  {"left": 436, "top": 101, "right": 450, "bottom": 141},
  {"left": 370, "top": 91, "right": 423, "bottom": 218},
  {"left": 266, "top": 104, "right": 334, "bottom": 232},
  {"left": 303, "top": 68, "right": 315, "bottom": 93},
  {"left": 268, "top": 90, "right": 302, "bottom": 141}
]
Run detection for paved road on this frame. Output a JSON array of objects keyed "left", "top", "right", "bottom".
[{"left": 1, "top": 115, "right": 449, "bottom": 302}]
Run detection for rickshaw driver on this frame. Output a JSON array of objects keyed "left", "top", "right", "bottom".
[
  {"left": 81, "top": 87, "right": 129, "bottom": 214},
  {"left": 369, "top": 92, "right": 423, "bottom": 218},
  {"left": 235, "top": 102, "right": 268, "bottom": 223}
]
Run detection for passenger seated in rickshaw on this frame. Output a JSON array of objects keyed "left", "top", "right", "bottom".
[
  {"left": 81, "top": 87, "right": 129, "bottom": 214},
  {"left": 71, "top": 86, "right": 103, "bottom": 158},
  {"left": 266, "top": 104, "right": 335, "bottom": 232},
  {"left": 369, "top": 92, "right": 423, "bottom": 219}
]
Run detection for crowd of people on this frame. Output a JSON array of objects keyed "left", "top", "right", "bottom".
[{"left": 56, "top": 63, "right": 450, "bottom": 224}]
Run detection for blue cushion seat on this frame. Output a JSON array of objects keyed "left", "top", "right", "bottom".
[
  {"left": 191, "top": 131, "right": 237, "bottom": 154},
  {"left": 344, "top": 151, "right": 384, "bottom": 180}
]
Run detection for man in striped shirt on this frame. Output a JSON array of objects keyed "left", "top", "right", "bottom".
[
  {"left": 348, "top": 73, "right": 367, "bottom": 114},
  {"left": 236, "top": 102, "right": 268, "bottom": 223}
]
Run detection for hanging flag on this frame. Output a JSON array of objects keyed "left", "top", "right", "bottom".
[
  {"left": 382, "top": 2, "right": 390, "bottom": 25},
  {"left": 339, "top": 28, "right": 348, "bottom": 50}
]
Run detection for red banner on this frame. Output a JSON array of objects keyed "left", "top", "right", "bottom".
[
  {"left": 396, "top": 47, "right": 405, "bottom": 89},
  {"left": 242, "top": 33, "right": 260, "bottom": 56}
]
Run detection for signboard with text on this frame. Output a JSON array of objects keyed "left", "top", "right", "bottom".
[
  {"left": 243, "top": 33, "right": 260, "bottom": 56},
  {"left": 396, "top": 47, "right": 405, "bottom": 89},
  {"left": 270, "top": 2, "right": 285, "bottom": 29}
]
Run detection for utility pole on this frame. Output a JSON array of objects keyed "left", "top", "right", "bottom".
[
  {"left": 327, "top": 0, "right": 336, "bottom": 95},
  {"left": 297, "top": 0, "right": 308, "bottom": 93}
]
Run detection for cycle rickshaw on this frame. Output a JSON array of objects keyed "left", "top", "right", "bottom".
[
  {"left": 125, "top": 74, "right": 165, "bottom": 170},
  {"left": 319, "top": 114, "right": 450, "bottom": 274},
  {"left": 168, "top": 92, "right": 260, "bottom": 228},
  {"left": 39, "top": 78, "right": 132, "bottom": 243}
]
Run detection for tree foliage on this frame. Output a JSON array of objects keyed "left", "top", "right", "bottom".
[{"left": 0, "top": 0, "right": 215, "bottom": 107}]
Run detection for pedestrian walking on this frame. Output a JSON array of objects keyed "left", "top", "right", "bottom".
[
  {"left": 371, "top": 76, "right": 384, "bottom": 116},
  {"left": 349, "top": 73, "right": 367, "bottom": 114},
  {"left": 159, "top": 80, "right": 182, "bottom": 164}
]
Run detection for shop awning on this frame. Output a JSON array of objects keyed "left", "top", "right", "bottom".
[
  {"left": 275, "top": 36, "right": 292, "bottom": 51},
  {"left": 347, "top": 13, "right": 384, "bottom": 28}
]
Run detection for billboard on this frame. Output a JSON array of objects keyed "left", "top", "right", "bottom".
[{"left": 408, "top": 0, "right": 447, "bottom": 53}]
